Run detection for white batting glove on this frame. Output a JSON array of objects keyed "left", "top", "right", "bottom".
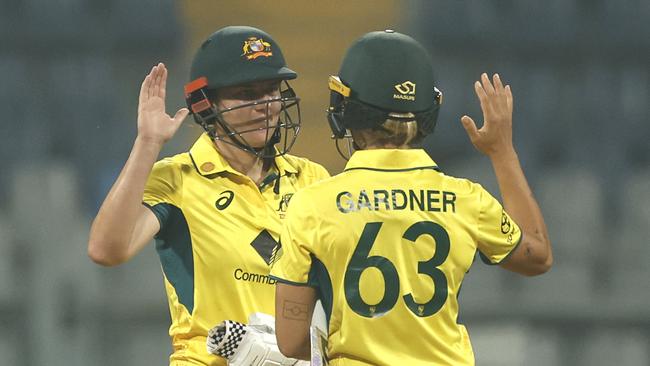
[{"left": 207, "top": 313, "right": 308, "bottom": 366}]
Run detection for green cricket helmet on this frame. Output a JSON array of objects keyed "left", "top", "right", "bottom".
[
  {"left": 184, "top": 26, "right": 301, "bottom": 158},
  {"left": 327, "top": 30, "right": 442, "bottom": 138}
]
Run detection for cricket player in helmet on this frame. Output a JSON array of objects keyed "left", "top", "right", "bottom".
[
  {"left": 271, "top": 30, "right": 552, "bottom": 365},
  {"left": 88, "top": 26, "right": 328, "bottom": 366},
  {"left": 325, "top": 29, "right": 442, "bottom": 158},
  {"left": 185, "top": 26, "right": 302, "bottom": 158}
]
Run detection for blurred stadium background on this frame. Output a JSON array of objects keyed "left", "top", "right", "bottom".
[{"left": 0, "top": 1, "right": 648, "bottom": 365}]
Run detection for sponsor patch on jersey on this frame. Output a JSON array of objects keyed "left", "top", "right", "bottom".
[
  {"left": 500, "top": 209, "right": 519, "bottom": 244},
  {"left": 501, "top": 210, "right": 512, "bottom": 234},
  {"left": 250, "top": 229, "right": 280, "bottom": 265},
  {"left": 277, "top": 193, "right": 294, "bottom": 219},
  {"left": 269, "top": 239, "right": 284, "bottom": 267},
  {"left": 215, "top": 190, "right": 235, "bottom": 210},
  {"left": 233, "top": 268, "right": 277, "bottom": 285},
  {"left": 241, "top": 37, "right": 273, "bottom": 60}
]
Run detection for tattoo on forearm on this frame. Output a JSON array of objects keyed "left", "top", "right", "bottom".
[{"left": 282, "top": 300, "right": 309, "bottom": 321}]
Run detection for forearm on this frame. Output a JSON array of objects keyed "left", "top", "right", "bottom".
[
  {"left": 276, "top": 301, "right": 312, "bottom": 360},
  {"left": 490, "top": 149, "right": 552, "bottom": 274},
  {"left": 275, "top": 284, "right": 315, "bottom": 360},
  {"left": 88, "top": 137, "right": 162, "bottom": 265},
  {"left": 460, "top": 73, "right": 552, "bottom": 275}
]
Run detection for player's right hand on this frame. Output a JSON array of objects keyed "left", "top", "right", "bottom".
[{"left": 137, "top": 63, "right": 189, "bottom": 145}]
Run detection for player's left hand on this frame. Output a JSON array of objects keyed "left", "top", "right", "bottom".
[{"left": 460, "top": 73, "right": 515, "bottom": 159}]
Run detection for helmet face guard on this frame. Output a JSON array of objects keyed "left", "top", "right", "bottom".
[{"left": 186, "top": 78, "right": 300, "bottom": 158}]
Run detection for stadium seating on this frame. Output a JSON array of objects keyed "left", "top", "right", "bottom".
[{"left": 578, "top": 327, "right": 649, "bottom": 366}]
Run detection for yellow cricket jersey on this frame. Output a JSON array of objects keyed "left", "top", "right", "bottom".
[
  {"left": 143, "top": 133, "right": 329, "bottom": 366},
  {"left": 270, "top": 149, "right": 521, "bottom": 366}
]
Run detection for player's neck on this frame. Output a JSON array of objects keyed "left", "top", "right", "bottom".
[
  {"left": 361, "top": 144, "right": 411, "bottom": 150},
  {"left": 214, "top": 139, "right": 269, "bottom": 184}
]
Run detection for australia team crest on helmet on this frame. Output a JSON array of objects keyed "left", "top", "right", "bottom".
[{"left": 241, "top": 37, "right": 273, "bottom": 60}]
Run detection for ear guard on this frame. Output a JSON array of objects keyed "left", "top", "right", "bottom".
[
  {"left": 416, "top": 87, "right": 443, "bottom": 135},
  {"left": 326, "top": 76, "right": 351, "bottom": 139},
  {"left": 184, "top": 77, "right": 219, "bottom": 128}
]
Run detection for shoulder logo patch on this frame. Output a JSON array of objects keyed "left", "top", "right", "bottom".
[{"left": 500, "top": 210, "right": 512, "bottom": 234}]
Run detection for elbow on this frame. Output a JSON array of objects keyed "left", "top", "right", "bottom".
[
  {"left": 277, "top": 342, "right": 297, "bottom": 360},
  {"left": 534, "top": 238, "right": 553, "bottom": 275},
  {"left": 524, "top": 247, "right": 554, "bottom": 276},
  {"left": 502, "top": 241, "right": 553, "bottom": 276},
  {"left": 277, "top": 340, "right": 308, "bottom": 361},
  {"left": 276, "top": 329, "right": 310, "bottom": 360},
  {"left": 538, "top": 249, "right": 554, "bottom": 274},
  {"left": 87, "top": 238, "right": 127, "bottom": 267},
  {"left": 522, "top": 262, "right": 551, "bottom": 277}
]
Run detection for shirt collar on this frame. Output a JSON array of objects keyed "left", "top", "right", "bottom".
[
  {"left": 189, "top": 133, "right": 299, "bottom": 177},
  {"left": 274, "top": 154, "right": 299, "bottom": 175},
  {"left": 344, "top": 149, "right": 439, "bottom": 172}
]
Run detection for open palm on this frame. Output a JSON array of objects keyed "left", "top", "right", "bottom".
[
  {"left": 460, "top": 73, "right": 514, "bottom": 158},
  {"left": 137, "top": 63, "right": 189, "bottom": 144}
]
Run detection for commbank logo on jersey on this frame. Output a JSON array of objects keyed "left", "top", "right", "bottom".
[
  {"left": 250, "top": 229, "right": 280, "bottom": 265},
  {"left": 269, "top": 240, "right": 283, "bottom": 266},
  {"left": 394, "top": 81, "right": 416, "bottom": 101},
  {"left": 241, "top": 37, "right": 272, "bottom": 60}
]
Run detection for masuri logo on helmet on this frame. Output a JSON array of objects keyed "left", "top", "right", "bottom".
[{"left": 394, "top": 81, "right": 416, "bottom": 101}]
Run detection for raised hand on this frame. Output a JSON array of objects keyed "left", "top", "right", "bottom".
[
  {"left": 137, "top": 63, "right": 189, "bottom": 145},
  {"left": 460, "top": 73, "right": 515, "bottom": 158}
]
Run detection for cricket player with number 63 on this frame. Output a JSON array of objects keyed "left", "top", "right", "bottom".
[{"left": 270, "top": 30, "right": 553, "bottom": 365}]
